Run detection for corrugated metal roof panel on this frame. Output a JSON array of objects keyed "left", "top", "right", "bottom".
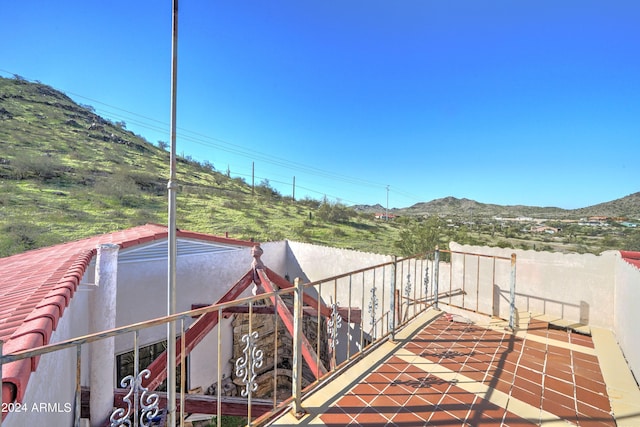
[{"left": 118, "top": 238, "right": 244, "bottom": 263}]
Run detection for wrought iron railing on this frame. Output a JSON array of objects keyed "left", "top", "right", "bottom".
[{"left": 0, "top": 249, "right": 516, "bottom": 427}]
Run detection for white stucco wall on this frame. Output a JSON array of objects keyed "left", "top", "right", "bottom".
[
  {"left": 449, "top": 243, "right": 617, "bottom": 329},
  {"left": 285, "top": 241, "right": 392, "bottom": 283},
  {"left": 260, "top": 241, "right": 288, "bottom": 274},
  {"left": 4, "top": 286, "right": 91, "bottom": 427},
  {"left": 613, "top": 255, "right": 640, "bottom": 382}
]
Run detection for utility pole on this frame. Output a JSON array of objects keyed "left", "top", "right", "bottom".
[
  {"left": 386, "top": 185, "right": 389, "bottom": 221},
  {"left": 252, "top": 161, "right": 255, "bottom": 196},
  {"left": 292, "top": 176, "right": 296, "bottom": 201},
  {"left": 167, "top": 0, "right": 179, "bottom": 425}
]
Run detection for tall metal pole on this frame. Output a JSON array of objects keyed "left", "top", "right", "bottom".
[{"left": 167, "top": 0, "right": 179, "bottom": 425}]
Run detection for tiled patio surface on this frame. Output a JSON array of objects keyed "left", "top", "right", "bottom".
[{"left": 269, "top": 310, "right": 638, "bottom": 426}]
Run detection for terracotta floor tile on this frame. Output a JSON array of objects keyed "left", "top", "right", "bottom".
[
  {"left": 573, "top": 364, "right": 605, "bottom": 384},
  {"left": 575, "top": 387, "right": 611, "bottom": 412},
  {"left": 492, "top": 367, "right": 515, "bottom": 383},
  {"left": 546, "top": 365, "right": 574, "bottom": 383},
  {"left": 502, "top": 417, "right": 539, "bottom": 427},
  {"left": 365, "top": 372, "right": 393, "bottom": 391},
  {"left": 444, "top": 408, "right": 471, "bottom": 423},
  {"left": 369, "top": 394, "right": 403, "bottom": 419},
  {"left": 575, "top": 376, "right": 607, "bottom": 396},
  {"left": 351, "top": 383, "right": 382, "bottom": 400},
  {"left": 335, "top": 393, "right": 368, "bottom": 412},
  {"left": 320, "top": 410, "right": 354, "bottom": 426},
  {"left": 439, "top": 394, "right": 468, "bottom": 410},
  {"left": 469, "top": 400, "right": 506, "bottom": 420},
  {"left": 576, "top": 401, "right": 615, "bottom": 422},
  {"left": 519, "top": 357, "right": 544, "bottom": 373},
  {"left": 577, "top": 420, "right": 616, "bottom": 427},
  {"left": 447, "top": 388, "right": 477, "bottom": 406},
  {"left": 351, "top": 410, "right": 390, "bottom": 425},
  {"left": 490, "top": 378, "right": 513, "bottom": 394},
  {"left": 391, "top": 408, "right": 429, "bottom": 425},
  {"left": 524, "top": 347, "right": 546, "bottom": 362},
  {"left": 548, "top": 345, "right": 571, "bottom": 357},
  {"left": 416, "top": 376, "right": 447, "bottom": 392},
  {"left": 513, "top": 377, "right": 543, "bottom": 396},
  {"left": 511, "top": 385, "right": 541, "bottom": 407},
  {"left": 541, "top": 398, "right": 579, "bottom": 424},
  {"left": 547, "top": 329, "right": 570, "bottom": 342},
  {"left": 393, "top": 372, "right": 424, "bottom": 387},
  {"left": 414, "top": 389, "right": 445, "bottom": 405},
  {"left": 570, "top": 333, "right": 594, "bottom": 348},
  {"left": 572, "top": 351, "right": 599, "bottom": 364},
  {"left": 404, "top": 394, "right": 438, "bottom": 414},
  {"left": 526, "top": 338, "right": 547, "bottom": 349},
  {"left": 546, "top": 352, "right": 572, "bottom": 369},
  {"left": 463, "top": 368, "right": 487, "bottom": 383},
  {"left": 544, "top": 375, "right": 575, "bottom": 398},
  {"left": 516, "top": 366, "right": 542, "bottom": 384},
  {"left": 497, "top": 360, "right": 519, "bottom": 374},
  {"left": 542, "top": 387, "right": 576, "bottom": 410},
  {"left": 427, "top": 408, "right": 459, "bottom": 424}
]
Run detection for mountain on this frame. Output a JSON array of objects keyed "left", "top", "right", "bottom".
[
  {"left": 572, "top": 192, "right": 640, "bottom": 218},
  {"left": 357, "top": 194, "right": 640, "bottom": 220}
]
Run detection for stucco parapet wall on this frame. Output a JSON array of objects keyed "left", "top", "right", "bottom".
[
  {"left": 448, "top": 242, "right": 617, "bottom": 330},
  {"left": 284, "top": 240, "right": 394, "bottom": 281},
  {"left": 284, "top": 240, "right": 395, "bottom": 258}
]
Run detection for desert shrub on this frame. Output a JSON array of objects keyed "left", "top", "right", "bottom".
[
  {"left": 0, "top": 222, "right": 59, "bottom": 257},
  {"left": 93, "top": 172, "right": 141, "bottom": 206},
  {"left": 316, "top": 199, "right": 353, "bottom": 223},
  {"left": 10, "top": 152, "right": 64, "bottom": 181}
]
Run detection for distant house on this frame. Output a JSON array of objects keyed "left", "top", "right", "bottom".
[
  {"left": 530, "top": 225, "right": 561, "bottom": 234},
  {"left": 374, "top": 213, "right": 396, "bottom": 220}
]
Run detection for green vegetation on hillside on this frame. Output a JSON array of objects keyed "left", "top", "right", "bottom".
[{"left": 0, "top": 76, "right": 401, "bottom": 257}]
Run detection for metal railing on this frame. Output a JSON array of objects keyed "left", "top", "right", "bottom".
[
  {"left": 432, "top": 247, "right": 517, "bottom": 329},
  {"left": 1, "top": 249, "right": 516, "bottom": 427}
]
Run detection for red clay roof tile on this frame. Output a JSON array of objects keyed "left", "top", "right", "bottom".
[
  {"left": 621, "top": 250, "right": 640, "bottom": 269},
  {"left": 1, "top": 223, "right": 254, "bottom": 409}
]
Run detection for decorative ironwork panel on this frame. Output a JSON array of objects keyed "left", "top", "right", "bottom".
[
  {"left": 424, "top": 265, "right": 430, "bottom": 296},
  {"left": 368, "top": 287, "right": 379, "bottom": 327},
  {"left": 110, "top": 369, "right": 159, "bottom": 427},
  {"left": 404, "top": 273, "right": 412, "bottom": 299},
  {"left": 327, "top": 301, "right": 343, "bottom": 349},
  {"left": 235, "top": 331, "right": 264, "bottom": 398}
]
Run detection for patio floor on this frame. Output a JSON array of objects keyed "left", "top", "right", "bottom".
[{"left": 268, "top": 309, "right": 640, "bottom": 426}]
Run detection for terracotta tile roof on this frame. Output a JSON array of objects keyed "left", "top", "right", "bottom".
[
  {"left": 621, "top": 251, "right": 640, "bottom": 269},
  {"left": 1, "top": 223, "right": 255, "bottom": 408}
]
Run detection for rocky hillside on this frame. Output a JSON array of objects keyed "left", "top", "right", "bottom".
[{"left": 0, "top": 76, "right": 399, "bottom": 257}]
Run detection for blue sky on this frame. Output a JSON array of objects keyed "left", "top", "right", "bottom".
[{"left": 2, "top": 1, "right": 638, "bottom": 209}]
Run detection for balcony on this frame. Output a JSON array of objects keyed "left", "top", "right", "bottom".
[{"left": 2, "top": 239, "right": 639, "bottom": 427}]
